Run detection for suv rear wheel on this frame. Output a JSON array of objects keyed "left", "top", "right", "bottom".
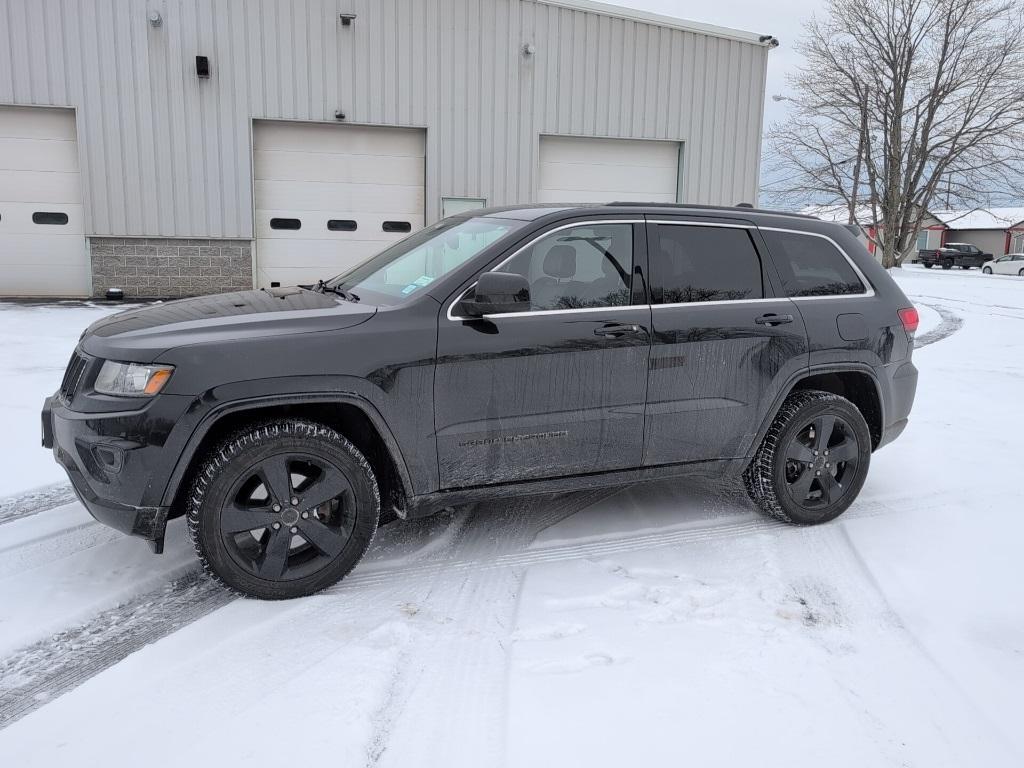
[
  {"left": 744, "top": 390, "right": 871, "bottom": 525},
  {"left": 187, "top": 420, "right": 379, "bottom": 599}
]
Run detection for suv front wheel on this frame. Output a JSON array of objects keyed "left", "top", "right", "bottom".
[
  {"left": 187, "top": 420, "right": 379, "bottom": 599},
  {"left": 744, "top": 390, "right": 871, "bottom": 525}
]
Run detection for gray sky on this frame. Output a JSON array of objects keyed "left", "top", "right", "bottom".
[{"left": 613, "top": 0, "right": 821, "bottom": 128}]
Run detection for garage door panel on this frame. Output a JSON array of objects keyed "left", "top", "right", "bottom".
[
  {"left": 0, "top": 106, "right": 78, "bottom": 140},
  {"left": 254, "top": 122, "right": 425, "bottom": 157},
  {"left": 0, "top": 137, "right": 80, "bottom": 173},
  {"left": 254, "top": 181, "right": 424, "bottom": 213},
  {"left": 537, "top": 135, "right": 680, "bottom": 205},
  {"left": 537, "top": 187, "right": 675, "bottom": 204},
  {"left": 0, "top": 169, "right": 82, "bottom": 204},
  {"left": 256, "top": 211, "right": 424, "bottom": 240},
  {"left": 2, "top": 264, "right": 91, "bottom": 297},
  {"left": 254, "top": 121, "right": 425, "bottom": 289},
  {"left": 542, "top": 136, "right": 678, "bottom": 166},
  {"left": 257, "top": 245, "right": 394, "bottom": 287},
  {"left": 539, "top": 162, "right": 678, "bottom": 195},
  {"left": 0, "top": 202, "right": 85, "bottom": 234},
  {"left": 254, "top": 151, "right": 424, "bottom": 186}
]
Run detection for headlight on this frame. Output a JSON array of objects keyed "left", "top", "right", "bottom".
[{"left": 93, "top": 361, "right": 175, "bottom": 397}]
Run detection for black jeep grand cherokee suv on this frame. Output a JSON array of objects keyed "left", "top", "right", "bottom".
[{"left": 42, "top": 204, "right": 919, "bottom": 599}]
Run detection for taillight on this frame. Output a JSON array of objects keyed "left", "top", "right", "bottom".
[{"left": 898, "top": 307, "right": 919, "bottom": 334}]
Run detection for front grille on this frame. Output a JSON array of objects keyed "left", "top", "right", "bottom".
[{"left": 59, "top": 350, "right": 89, "bottom": 403}]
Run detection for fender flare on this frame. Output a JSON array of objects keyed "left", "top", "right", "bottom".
[
  {"left": 159, "top": 391, "right": 415, "bottom": 508},
  {"left": 745, "top": 363, "right": 885, "bottom": 459}
]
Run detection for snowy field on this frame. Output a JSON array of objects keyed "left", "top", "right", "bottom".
[{"left": 0, "top": 266, "right": 1022, "bottom": 766}]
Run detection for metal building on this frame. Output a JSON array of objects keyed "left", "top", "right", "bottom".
[{"left": 0, "top": 0, "right": 773, "bottom": 298}]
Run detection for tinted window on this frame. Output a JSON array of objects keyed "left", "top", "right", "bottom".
[
  {"left": 383, "top": 221, "right": 412, "bottom": 233},
  {"left": 327, "top": 219, "right": 357, "bottom": 231},
  {"left": 651, "top": 225, "right": 763, "bottom": 303},
  {"left": 762, "top": 230, "right": 866, "bottom": 297},
  {"left": 496, "top": 223, "right": 634, "bottom": 311},
  {"left": 270, "top": 218, "right": 301, "bottom": 230}
]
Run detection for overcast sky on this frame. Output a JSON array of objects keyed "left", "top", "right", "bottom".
[{"left": 613, "top": 0, "right": 821, "bottom": 128}]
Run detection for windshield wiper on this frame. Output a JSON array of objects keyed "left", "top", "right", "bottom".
[{"left": 314, "top": 280, "right": 360, "bottom": 302}]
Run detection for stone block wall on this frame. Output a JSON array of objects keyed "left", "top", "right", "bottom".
[{"left": 90, "top": 238, "right": 254, "bottom": 298}]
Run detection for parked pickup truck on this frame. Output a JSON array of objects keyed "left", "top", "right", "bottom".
[{"left": 918, "top": 242, "right": 993, "bottom": 270}]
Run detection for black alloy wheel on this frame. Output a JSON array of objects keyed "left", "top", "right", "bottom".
[
  {"left": 744, "top": 390, "right": 871, "bottom": 525},
  {"left": 220, "top": 452, "right": 355, "bottom": 581},
  {"left": 782, "top": 414, "right": 861, "bottom": 511},
  {"left": 188, "top": 420, "right": 379, "bottom": 599}
]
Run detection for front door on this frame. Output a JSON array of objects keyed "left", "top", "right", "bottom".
[
  {"left": 643, "top": 219, "right": 809, "bottom": 466},
  {"left": 434, "top": 220, "right": 651, "bottom": 489}
]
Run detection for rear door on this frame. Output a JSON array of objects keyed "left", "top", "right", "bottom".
[
  {"left": 643, "top": 219, "right": 809, "bottom": 466},
  {"left": 434, "top": 219, "right": 651, "bottom": 488}
]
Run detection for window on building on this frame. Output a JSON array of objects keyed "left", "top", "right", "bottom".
[
  {"left": 916, "top": 231, "right": 928, "bottom": 251},
  {"left": 650, "top": 225, "right": 763, "bottom": 304},
  {"left": 270, "top": 218, "right": 301, "bottom": 230},
  {"left": 485, "top": 223, "right": 634, "bottom": 311},
  {"left": 382, "top": 221, "right": 412, "bottom": 233},
  {"left": 762, "top": 230, "right": 867, "bottom": 297},
  {"left": 33, "top": 211, "right": 69, "bottom": 225},
  {"left": 327, "top": 219, "right": 357, "bottom": 231}
]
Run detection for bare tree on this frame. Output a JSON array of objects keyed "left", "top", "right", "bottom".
[{"left": 765, "top": 0, "right": 1024, "bottom": 267}]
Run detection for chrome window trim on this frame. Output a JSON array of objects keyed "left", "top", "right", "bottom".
[
  {"left": 758, "top": 226, "right": 876, "bottom": 300},
  {"left": 647, "top": 219, "right": 754, "bottom": 229},
  {"left": 444, "top": 219, "right": 876, "bottom": 321},
  {"left": 446, "top": 219, "right": 645, "bottom": 321}
]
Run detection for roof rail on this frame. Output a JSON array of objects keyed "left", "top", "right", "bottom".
[{"left": 605, "top": 201, "right": 816, "bottom": 219}]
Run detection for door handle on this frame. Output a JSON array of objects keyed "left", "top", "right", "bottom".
[
  {"left": 594, "top": 323, "right": 646, "bottom": 338},
  {"left": 754, "top": 313, "right": 794, "bottom": 326}
]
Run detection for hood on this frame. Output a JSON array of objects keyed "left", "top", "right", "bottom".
[{"left": 80, "top": 287, "right": 376, "bottom": 361}]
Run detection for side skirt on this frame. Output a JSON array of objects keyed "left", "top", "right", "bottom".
[{"left": 400, "top": 457, "right": 748, "bottom": 519}]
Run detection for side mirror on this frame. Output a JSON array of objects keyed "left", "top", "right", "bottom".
[{"left": 461, "top": 272, "right": 531, "bottom": 317}]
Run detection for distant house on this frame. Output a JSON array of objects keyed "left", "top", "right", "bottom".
[
  {"left": 801, "top": 204, "right": 945, "bottom": 261},
  {"left": 932, "top": 207, "right": 1024, "bottom": 257}
]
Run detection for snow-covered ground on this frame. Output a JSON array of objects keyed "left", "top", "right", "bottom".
[{"left": 1, "top": 266, "right": 1022, "bottom": 766}]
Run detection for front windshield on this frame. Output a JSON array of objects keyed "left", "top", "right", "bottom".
[{"left": 326, "top": 217, "right": 522, "bottom": 306}]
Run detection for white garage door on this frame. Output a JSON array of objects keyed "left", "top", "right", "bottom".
[
  {"left": 0, "top": 107, "right": 88, "bottom": 297},
  {"left": 538, "top": 135, "right": 680, "bottom": 204},
  {"left": 253, "top": 122, "right": 425, "bottom": 288}
]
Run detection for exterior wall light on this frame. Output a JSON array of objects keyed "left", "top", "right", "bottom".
[
  {"left": 148, "top": 10, "right": 162, "bottom": 27},
  {"left": 523, "top": 43, "right": 537, "bottom": 55}
]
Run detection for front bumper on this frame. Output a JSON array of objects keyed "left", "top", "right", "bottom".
[{"left": 42, "top": 393, "right": 188, "bottom": 553}]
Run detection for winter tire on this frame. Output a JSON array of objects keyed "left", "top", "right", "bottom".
[
  {"left": 960, "top": 265, "right": 971, "bottom": 270},
  {"left": 941, "top": 261, "right": 953, "bottom": 270},
  {"left": 1018, "top": 268, "right": 1024, "bottom": 277},
  {"left": 923, "top": 263, "right": 933, "bottom": 268},
  {"left": 187, "top": 420, "right": 379, "bottom": 599},
  {"left": 744, "top": 390, "right": 871, "bottom": 525},
  {"left": 983, "top": 266, "right": 992, "bottom": 274}
]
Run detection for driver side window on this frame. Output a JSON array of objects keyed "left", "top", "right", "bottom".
[{"left": 500, "top": 223, "right": 634, "bottom": 310}]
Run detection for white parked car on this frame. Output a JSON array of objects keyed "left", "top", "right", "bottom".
[{"left": 981, "top": 254, "right": 1024, "bottom": 276}]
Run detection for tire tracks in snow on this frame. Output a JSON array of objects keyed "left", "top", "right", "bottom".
[
  {"left": 0, "top": 483, "right": 983, "bottom": 735},
  {"left": 0, "top": 569, "right": 230, "bottom": 729},
  {"left": 912, "top": 301, "right": 964, "bottom": 348},
  {"left": 0, "top": 482, "right": 76, "bottom": 526}
]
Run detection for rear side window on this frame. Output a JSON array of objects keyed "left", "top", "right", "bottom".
[
  {"left": 651, "top": 225, "right": 764, "bottom": 304},
  {"left": 762, "top": 230, "right": 866, "bottom": 297}
]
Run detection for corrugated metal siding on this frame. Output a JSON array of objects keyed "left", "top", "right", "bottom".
[{"left": 0, "top": 0, "right": 769, "bottom": 238}]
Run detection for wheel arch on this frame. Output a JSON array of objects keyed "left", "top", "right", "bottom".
[
  {"left": 162, "top": 394, "right": 414, "bottom": 522},
  {"left": 752, "top": 366, "right": 884, "bottom": 457}
]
